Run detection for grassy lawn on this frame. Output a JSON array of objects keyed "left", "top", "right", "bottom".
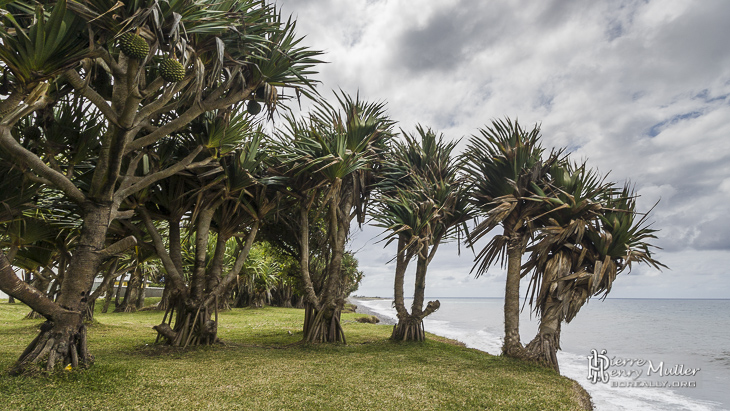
[{"left": 0, "top": 299, "right": 590, "bottom": 410}]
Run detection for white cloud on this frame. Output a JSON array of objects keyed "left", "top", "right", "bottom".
[{"left": 278, "top": 0, "right": 730, "bottom": 299}]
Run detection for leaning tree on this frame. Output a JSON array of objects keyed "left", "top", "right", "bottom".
[
  {"left": 462, "top": 118, "right": 560, "bottom": 358},
  {"left": 523, "top": 162, "right": 665, "bottom": 372},
  {"left": 275, "top": 92, "right": 394, "bottom": 343},
  {"left": 0, "top": 0, "right": 320, "bottom": 373},
  {"left": 375, "top": 126, "right": 472, "bottom": 341}
]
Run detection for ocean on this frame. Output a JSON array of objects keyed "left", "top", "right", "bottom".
[{"left": 351, "top": 297, "right": 730, "bottom": 411}]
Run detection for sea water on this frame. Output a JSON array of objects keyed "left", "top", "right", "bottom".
[{"left": 352, "top": 297, "right": 730, "bottom": 411}]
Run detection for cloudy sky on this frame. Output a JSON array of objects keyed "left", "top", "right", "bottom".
[{"left": 276, "top": 0, "right": 730, "bottom": 299}]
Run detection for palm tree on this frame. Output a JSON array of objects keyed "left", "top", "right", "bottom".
[
  {"left": 461, "top": 118, "right": 559, "bottom": 358},
  {"left": 375, "top": 125, "right": 472, "bottom": 341},
  {"left": 523, "top": 162, "right": 666, "bottom": 372},
  {"left": 275, "top": 92, "right": 394, "bottom": 343},
  {"left": 0, "top": 0, "right": 321, "bottom": 373}
]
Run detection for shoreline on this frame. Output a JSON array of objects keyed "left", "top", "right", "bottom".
[
  {"left": 348, "top": 297, "right": 396, "bottom": 325},
  {"left": 349, "top": 297, "right": 593, "bottom": 410}
]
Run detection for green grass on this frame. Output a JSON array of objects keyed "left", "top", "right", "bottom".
[{"left": 0, "top": 300, "right": 590, "bottom": 410}]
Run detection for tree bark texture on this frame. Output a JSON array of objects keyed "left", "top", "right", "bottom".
[
  {"left": 302, "top": 301, "right": 345, "bottom": 344},
  {"left": 3, "top": 203, "right": 113, "bottom": 374},
  {"left": 502, "top": 229, "right": 526, "bottom": 358},
  {"left": 390, "top": 239, "right": 439, "bottom": 342},
  {"left": 153, "top": 297, "right": 219, "bottom": 347},
  {"left": 11, "top": 314, "right": 92, "bottom": 375},
  {"left": 525, "top": 296, "right": 562, "bottom": 373},
  {"left": 391, "top": 316, "right": 426, "bottom": 342},
  {"left": 150, "top": 219, "right": 260, "bottom": 347}
]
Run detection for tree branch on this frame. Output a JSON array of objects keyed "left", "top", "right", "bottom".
[
  {"left": 63, "top": 69, "right": 120, "bottom": 127},
  {"left": 0, "top": 83, "right": 53, "bottom": 126},
  {"left": 0, "top": 250, "right": 69, "bottom": 319},
  {"left": 140, "top": 77, "right": 165, "bottom": 98},
  {"left": 111, "top": 209, "right": 135, "bottom": 221},
  {"left": 0, "top": 127, "right": 86, "bottom": 204},
  {"left": 133, "top": 76, "right": 193, "bottom": 126},
  {"left": 113, "top": 146, "right": 209, "bottom": 203},
  {"left": 23, "top": 170, "right": 54, "bottom": 187},
  {"left": 95, "top": 52, "right": 123, "bottom": 78},
  {"left": 138, "top": 207, "right": 186, "bottom": 293},
  {"left": 96, "top": 235, "right": 137, "bottom": 260},
  {"left": 124, "top": 82, "right": 256, "bottom": 154}
]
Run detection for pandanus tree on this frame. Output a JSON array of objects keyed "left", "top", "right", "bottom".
[
  {"left": 462, "top": 118, "right": 560, "bottom": 358},
  {"left": 523, "top": 163, "right": 665, "bottom": 372},
  {"left": 140, "top": 123, "right": 281, "bottom": 347},
  {"left": 375, "top": 126, "right": 472, "bottom": 341},
  {"left": 0, "top": 0, "right": 320, "bottom": 373},
  {"left": 275, "top": 92, "right": 394, "bottom": 343}
]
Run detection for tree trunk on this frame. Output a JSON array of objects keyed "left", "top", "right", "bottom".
[
  {"left": 135, "top": 274, "right": 146, "bottom": 309},
  {"left": 115, "top": 266, "right": 141, "bottom": 313},
  {"left": 152, "top": 222, "right": 259, "bottom": 347},
  {"left": 391, "top": 316, "right": 426, "bottom": 342},
  {"left": 2, "top": 203, "right": 112, "bottom": 374},
  {"left": 301, "top": 189, "right": 351, "bottom": 345},
  {"left": 153, "top": 298, "right": 219, "bottom": 347},
  {"left": 113, "top": 272, "right": 125, "bottom": 308},
  {"left": 156, "top": 281, "right": 173, "bottom": 311},
  {"left": 391, "top": 299, "right": 440, "bottom": 342},
  {"left": 390, "top": 246, "right": 440, "bottom": 342},
  {"left": 11, "top": 313, "right": 92, "bottom": 375},
  {"left": 190, "top": 208, "right": 215, "bottom": 302},
  {"left": 205, "top": 235, "right": 227, "bottom": 294},
  {"left": 275, "top": 283, "right": 293, "bottom": 308},
  {"left": 525, "top": 295, "right": 562, "bottom": 373},
  {"left": 102, "top": 284, "right": 114, "bottom": 313},
  {"left": 302, "top": 301, "right": 345, "bottom": 344},
  {"left": 524, "top": 252, "right": 572, "bottom": 372},
  {"left": 411, "top": 253, "right": 428, "bottom": 317},
  {"left": 392, "top": 235, "right": 410, "bottom": 320},
  {"left": 502, "top": 234, "right": 526, "bottom": 358}
]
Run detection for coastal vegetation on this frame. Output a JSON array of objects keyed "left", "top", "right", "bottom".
[
  {"left": 0, "top": 0, "right": 321, "bottom": 373},
  {"left": 0, "top": 300, "right": 591, "bottom": 410},
  {"left": 375, "top": 126, "right": 471, "bottom": 341},
  {"left": 0, "top": 0, "right": 664, "bottom": 391},
  {"left": 271, "top": 93, "right": 394, "bottom": 343},
  {"left": 462, "top": 119, "right": 560, "bottom": 358},
  {"left": 462, "top": 120, "right": 664, "bottom": 371}
]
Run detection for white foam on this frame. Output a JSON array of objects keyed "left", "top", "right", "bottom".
[
  {"left": 560, "top": 350, "right": 722, "bottom": 411},
  {"left": 353, "top": 298, "right": 725, "bottom": 411}
]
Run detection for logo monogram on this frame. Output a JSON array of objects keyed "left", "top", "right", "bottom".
[{"left": 587, "top": 349, "right": 610, "bottom": 384}]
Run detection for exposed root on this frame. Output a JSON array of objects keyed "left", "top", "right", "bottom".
[
  {"left": 11, "top": 319, "right": 93, "bottom": 375},
  {"left": 302, "top": 304, "right": 345, "bottom": 344},
  {"left": 154, "top": 299, "right": 219, "bottom": 347},
  {"left": 24, "top": 311, "right": 45, "bottom": 320},
  {"left": 114, "top": 304, "right": 137, "bottom": 313},
  {"left": 502, "top": 334, "right": 528, "bottom": 359},
  {"left": 391, "top": 317, "right": 426, "bottom": 342},
  {"left": 524, "top": 331, "right": 561, "bottom": 373}
]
